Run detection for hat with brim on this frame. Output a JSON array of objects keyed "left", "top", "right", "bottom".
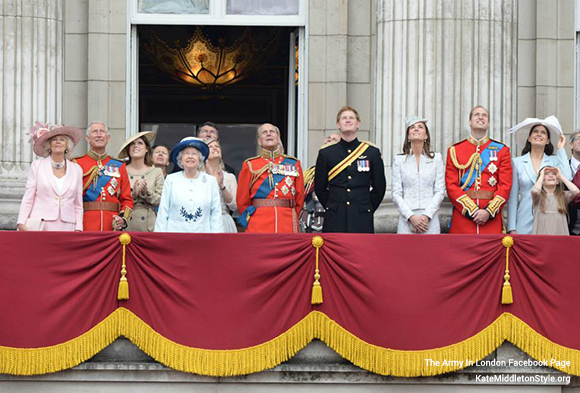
[
  {"left": 405, "top": 116, "right": 428, "bottom": 129},
  {"left": 508, "top": 116, "right": 563, "bottom": 151},
  {"left": 170, "top": 137, "right": 209, "bottom": 168},
  {"left": 118, "top": 131, "right": 156, "bottom": 159},
  {"left": 29, "top": 122, "right": 82, "bottom": 157}
]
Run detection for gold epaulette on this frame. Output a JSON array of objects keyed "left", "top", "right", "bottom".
[
  {"left": 490, "top": 138, "right": 507, "bottom": 146},
  {"left": 244, "top": 155, "right": 261, "bottom": 163},
  {"left": 319, "top": 141, "right": 338, "bottom": 150},
  {"left": 361, "top": 140, "right": 377, "bottom": 148},
  {"left": 304, "top": 166, "right": 316, "bottom": 184},
  {"left": 282, "top": 154, "right": 299, "bottom": 161}
]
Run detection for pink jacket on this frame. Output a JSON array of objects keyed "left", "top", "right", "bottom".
[{"left": 17, "top": 158, "right": 84, "bottom": 230}]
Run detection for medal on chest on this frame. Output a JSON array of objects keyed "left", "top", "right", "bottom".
[
  {"left": 271, "top": 163, "right": 298, "bottom": 177},
  {"left": 357, "top": 159, "right": 370, "bottom": 172},
  {"left": 104, "top": 165, "right": 121, "bottom": 178}
]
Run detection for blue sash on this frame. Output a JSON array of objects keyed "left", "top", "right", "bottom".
[
  {"left": 460, "top": 142, "right": 504, "bottom": 191},
  {"left": 237, "top": 157, "right": 298, "bottom": 228},
  {"left": 83, "top": 159, "right": 123, "bottom": 202}
]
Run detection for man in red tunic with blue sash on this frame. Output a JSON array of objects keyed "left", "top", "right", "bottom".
[
  {"left": 445, "top": 106, "right": 513, "bottom": 234},
  {"left": 74, "top": 122, "right": 133, "bottom": 231},
  {"left": 237, "top": 123, "right": 304, "bottom": 233}
]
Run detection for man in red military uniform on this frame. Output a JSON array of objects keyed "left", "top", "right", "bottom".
[
  {"left": 74, "top": 121, "right": 133, "bottom": 231},
  {"left": 237, "top": 123, "right": 304, "bottom": 233},
  {"left": 445, "top": 106, "right": 513, "bottom": 234}
]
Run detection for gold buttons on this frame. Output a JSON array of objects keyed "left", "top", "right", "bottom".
[
  {"left": 348, "top": 176, "right": 352, "bottom": 180},
  {"left": 347, "top": 189, "right": 351, "bottom": 192},
  {"left": 346, "top": 201, "right": 350, "bottom": 205},
  {"left": 348, "top": 149, "right": 352, "bottom": 153}
]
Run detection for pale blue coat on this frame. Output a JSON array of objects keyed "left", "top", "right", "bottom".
[{"left": 507, "top": 149, "right": 571, "bottom": 234}]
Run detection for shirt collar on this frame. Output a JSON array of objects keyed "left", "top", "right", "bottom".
[
  {"left": 339, "top": 137, "right": 360, "bottom": 149},
  {"left": 467, "top": 134, "right": 489, "bottom": 147},
  {"left": 571, "top": 156, "right": 580, "bottom": 174},
  {"left": 260, "top": 147, "right": 282, "bottom": 161},
  {"left": 88, "top": 150, "right": 108, "bottom": 161}
]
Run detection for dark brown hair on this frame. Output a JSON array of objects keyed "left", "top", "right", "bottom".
[
  {"left": 401, "top": 122, "right": 435, "bottom": 158},
  {"left": 521, "top": 125, "right": 554, "bottom": 156}
]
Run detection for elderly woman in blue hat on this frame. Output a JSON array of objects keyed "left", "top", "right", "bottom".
[
  {"left": 391, "top": 116, "right": 445, "bottom": 234},
  {"left": 154, "top": 137, "right": 223, "bottom": 233}
]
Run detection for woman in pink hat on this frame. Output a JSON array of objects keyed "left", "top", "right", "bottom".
[{"left": 17, "top": 122, "right": 84, "bottom": 231}]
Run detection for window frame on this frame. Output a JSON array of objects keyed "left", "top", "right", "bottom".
[{"left": 125, "top": 0, "right": 309, "bottom": 162}]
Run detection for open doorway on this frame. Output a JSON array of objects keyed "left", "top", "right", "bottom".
[{"left": 137, "top": 25, "right": 299, "bottom": 174}]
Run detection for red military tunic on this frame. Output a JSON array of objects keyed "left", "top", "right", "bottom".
[
  {"left": 445, "top": 135, "right": 512, "bottom": 234},
  {"left": 75, "top": 151, "right": 133, "bottom": 231},
  {"left": 237, "top": 150, "right": 305, "bottom": 233}
]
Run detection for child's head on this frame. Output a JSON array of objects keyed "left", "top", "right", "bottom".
[
  {"left": 537, "top": 166, "right": 568, "bottom": 215},
  {"left": 541, "top": 166, "right": 560, "bottom": 187}
]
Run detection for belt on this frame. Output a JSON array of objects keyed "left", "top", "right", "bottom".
[
  {"left": 83, "top": 201, "right": 120, "bottom": 212},
  {"left": 252, "top": 199, "right": 296, "bottom": 208},
  {"left": 466, "top": 190, "right": 494, "bottom": 200}
]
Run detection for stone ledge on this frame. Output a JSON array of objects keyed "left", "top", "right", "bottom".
[{"left": 2, "top": 339, "right": 575, "bottom": 387}]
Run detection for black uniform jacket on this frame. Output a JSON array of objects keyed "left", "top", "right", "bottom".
[{"left": 314, "top": 138, "right": 386, "bottom": 233}]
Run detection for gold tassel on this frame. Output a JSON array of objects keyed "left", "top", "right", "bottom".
[
  {"left": 118, "top": 233, "right": 132, "bottom": 300},
  {"left": 501, "top": 236, "right": 514, "bottom": 305},
  {"left": 311, "top": 236, "right": 324, "bottom": 304}
]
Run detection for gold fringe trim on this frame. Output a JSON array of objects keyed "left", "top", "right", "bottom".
[
  {"left": 0, "top": 311, "right": 120, "bottom": 375},
  {"left": 1, "top": 310, "right": 579, "bottom": 376}
]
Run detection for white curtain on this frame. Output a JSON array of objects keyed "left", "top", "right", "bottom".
[
  {"left": 227, "top": 0, "right": 298, "bottom": 15},
  {"left": 139, "top": 0, "right": 210, "bottom": 14}
]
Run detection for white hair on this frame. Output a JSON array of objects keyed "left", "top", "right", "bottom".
[
  {"left": 256, "top": 123, "right": 280, "bottom": 138},
  {"left": 86, "top": 121, "right": 108, "bottom": 136},
  {"left": 45, "top": 136, "right": 74, "bottom": 159},
  {"left": 176, "top": 146, "right": 204, "bottom": 170}
]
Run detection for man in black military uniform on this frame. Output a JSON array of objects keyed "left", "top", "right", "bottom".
[{"left": 314, "top": 106, "right": 386, "bottom": 233}]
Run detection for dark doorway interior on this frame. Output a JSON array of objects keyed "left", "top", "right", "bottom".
[{"left": 138, "top": 25, "right": 294, "bottom": 174}]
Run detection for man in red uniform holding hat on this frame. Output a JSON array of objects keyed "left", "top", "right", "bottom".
[
  {"left": 237, "top": 123, "right": 305, "bottom": 233},
  {"left": 74, "top": 121, "right": 133, "bottom": 231},
  {"left": 445, "top": 106, "right": 513, "bottom": 234}
]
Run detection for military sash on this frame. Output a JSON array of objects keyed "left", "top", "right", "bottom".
[
  {"left": 460, "top": 142, "right": 504, "bottom": 191},
  {"left": 328, "top": 142, "right": 369, "bottom": 181},
  {"left": 83, "top": 159, "right": 123, "bottom": 202},
  {"left": 237, "top": 157, "right": 298, "bottom": 228}
]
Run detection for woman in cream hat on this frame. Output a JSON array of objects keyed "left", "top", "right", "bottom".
[
  {"left": 507, "top": 116, "right": 571, "bottom": 234},
  {"left": 118, "top": 131, "right": 165, "bottom": 231},
  {"left": 391, "top": 116, "right": 445, "bottom": 234},
  {"left": 17, "top": 122, "right": 84, "bottom": 231}
]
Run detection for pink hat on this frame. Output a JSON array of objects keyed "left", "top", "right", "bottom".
[{"left": 29, "top": 121, "right": 82, "bottom": 157}]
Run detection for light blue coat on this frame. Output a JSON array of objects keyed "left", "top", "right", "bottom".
[{"left": 507, "top": 149, "right": 571, "bottom": 234}]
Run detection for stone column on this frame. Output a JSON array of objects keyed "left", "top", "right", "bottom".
[
  {"left": 0, "top": 0, "right": 64, "bottom": 228},
  {"left": 374, "top": 0, "right": 518, "bottom": 231}
]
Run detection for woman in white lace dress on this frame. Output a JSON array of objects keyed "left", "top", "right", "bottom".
[{"left": 392, "top": 116, "right": 445, "bottom": 234}]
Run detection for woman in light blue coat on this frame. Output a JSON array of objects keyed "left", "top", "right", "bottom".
[{"left": 507, "top": 116, "right": 571, "bottom": 234}]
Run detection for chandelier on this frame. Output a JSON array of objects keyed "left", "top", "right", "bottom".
[{"left": 143, "top": 28, "right": 279, "bottom": 89}]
